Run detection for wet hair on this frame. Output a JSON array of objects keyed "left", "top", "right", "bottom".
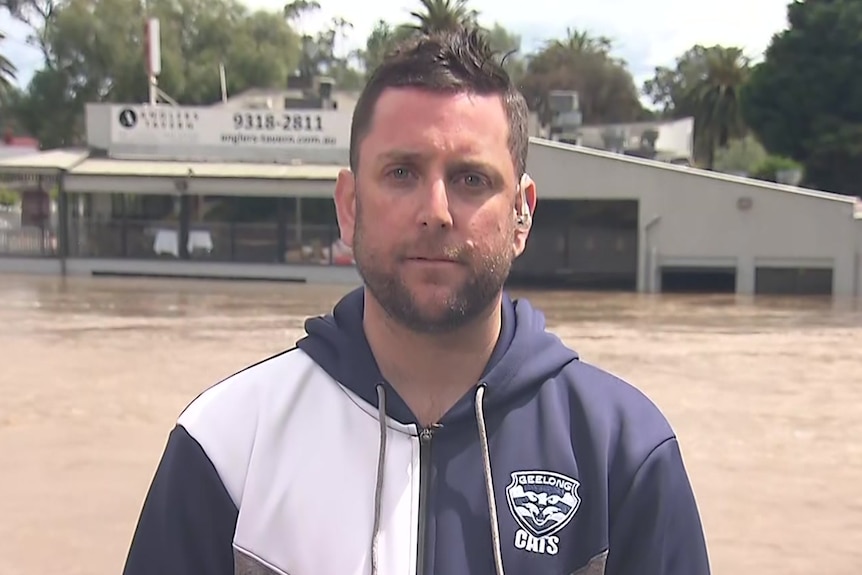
[{"left": 349, "top": 26, "right": 529, "bottom": 179}]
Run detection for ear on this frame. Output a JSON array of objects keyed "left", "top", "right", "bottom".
[
  {"left": 333, "top": 169, "right": 357, "bottom": 247},
  {"left": 513, "top": 173, "right": 537, "bottom": 257}
]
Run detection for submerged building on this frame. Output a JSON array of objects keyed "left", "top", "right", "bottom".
[{"left": 1, "top": 93, "right": 860, "bottom": 297}]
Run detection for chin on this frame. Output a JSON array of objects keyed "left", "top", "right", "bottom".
[
  {"left": 398, "top": 302, "right": 472, "bottom": 334},
  {"left": 404, "top": 278, "right": 464, "bottom": 304}
]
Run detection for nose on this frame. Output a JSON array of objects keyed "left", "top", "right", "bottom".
[{"left": 417, "top": 178, "right": 453, "bottom": 229}]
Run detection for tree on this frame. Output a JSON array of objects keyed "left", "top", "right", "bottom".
[
  {"left": 643, "top": 45, "right": 711, "bottom": 119},
  {"left": 0, "top": 31, "right": 18, "bottom": 100},
  {"left": 483, "top": 23, "right": 524, "bottom": 84},
  {"left": 357, "top": 12, "right": 521, "bottom": 83},
  {"left": 643, "top": 44, "right": 750, "bottom": 169},
  {"left": 9, "top": 67, "right": 80, "bottom": 148},
  {"left": 740, "top": 0, "right": 862, "bottom": 195},
  {"left": 690, "top": 46, "right": 750, "bottom": 168},
  {"left": 713, "top": 135, "right": 768, "bottom": 175},
  {"left": 750, "top": 154, "right": 804, "bottom": 184},
  {"left": 520, "top": 28, "right": 646, "bottom": 126},
  {"left": 407, "top": 0, "right": 477, "bottom": 34},
  {"left": 357, "top": 19, "right": 415, "bottom": 77},
  {"left": 5, "top": 0, "right": 302, "bottom": 147},
  {"left": 0, "top": 0, "right": 56, "bottom": 65},
  {"left": 282, "top": 0, "right": 319, "bottom": 25}
]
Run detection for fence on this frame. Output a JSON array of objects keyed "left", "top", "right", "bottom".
[
  {"left": 0, "top": 225, "right": 56, "bottom": 256},
  {"left": 66, "top": 218, "right": 352, "bottom": 266}
]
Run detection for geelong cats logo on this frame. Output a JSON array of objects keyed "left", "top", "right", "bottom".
[{"left": 505, "top": 471, "right": 581, "bottom": 556}]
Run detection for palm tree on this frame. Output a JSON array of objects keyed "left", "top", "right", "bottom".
[
  {"left": 407, "top": 0, "right": 478, "bottom": 35},
  {"left": 520, "top": 28, "right": 643, "bottom": 126},
  {"left": 687, "top": 46, "right": 750, "bottom": 169},
  {"left": 550, "top": 28, "right": 613, "bottom": 57},
  {"left": 0, "top": 31, "right": 18, "bottom": 100},
  {"left": 284, "top": 0, "right": 321, "bottom": 81},
  {"left": 283, "top": 0, "right": 320, "bottom": 25},
  {"left": 360, "top": 19, "right": 416, "bottom": 76}
]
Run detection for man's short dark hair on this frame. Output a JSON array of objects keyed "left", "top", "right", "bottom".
[{"left": 349, "top": 26, "right": 529, "bottom": 179}]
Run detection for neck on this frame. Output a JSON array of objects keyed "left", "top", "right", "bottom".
[{"left": 362, "top": 291, "right": 503, "bottom": 426}]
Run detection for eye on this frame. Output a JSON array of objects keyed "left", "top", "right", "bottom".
[
  {"left": 460, "top": 173, "right": 489, "bottom": 188},
  {"left": 388, "top": 166, "right": 413, "bottom": 180}
]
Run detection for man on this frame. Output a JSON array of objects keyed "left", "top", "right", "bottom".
[{"left": 122, "top": 27, "right": 711, "bottom": 575}]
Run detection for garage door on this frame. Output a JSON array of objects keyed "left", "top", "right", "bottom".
[{"left": 754, "top": 267, "right": 833, "bottom": 295}]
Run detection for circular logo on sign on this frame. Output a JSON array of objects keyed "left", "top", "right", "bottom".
[{"left": 118, "top": 108, "right": 137, "bottom": 129}]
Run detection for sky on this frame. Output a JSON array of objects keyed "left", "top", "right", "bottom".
[{"left": 0, "top": 0, "right": 791, "bottom": 93}]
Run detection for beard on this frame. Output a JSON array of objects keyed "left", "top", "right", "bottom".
[{"left": 352, "top": 196, "right": 515, "bottom": 334}]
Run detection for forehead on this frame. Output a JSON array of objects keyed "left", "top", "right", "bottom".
[{"left": 360, "top": 87, "right": 513, "bottom": 171}]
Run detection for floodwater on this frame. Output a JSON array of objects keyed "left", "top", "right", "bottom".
[{"left": 1, "top": 273, "right": 861, "bottom": 575}]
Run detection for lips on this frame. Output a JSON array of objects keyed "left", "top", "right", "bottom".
[
  {"left": 409, "top": 256, "right": 456, "bottom": 262},
  {"left": 405, "top": 254, "right": 464, "bottom": 264}
]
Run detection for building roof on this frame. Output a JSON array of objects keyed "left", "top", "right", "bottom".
[
  {"left": 530, "top": 137, "right": 859, "bottom": 206},
  {"left": 0, "top": 150, "right": 344, "bottom": 181},
  {"left": 0, "top": 149, "right": 90, "bottom": 175},
  {"left": 67, "top": 158, "right": 343, "bottom": 180}
]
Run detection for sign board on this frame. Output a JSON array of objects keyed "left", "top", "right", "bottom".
[{"left": 109, "top": 104, "right": 351, "bottom": 151}]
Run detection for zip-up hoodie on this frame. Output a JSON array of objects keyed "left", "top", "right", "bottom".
[{"left": 122, "top": 286, "right": 710, "bottom": 575}]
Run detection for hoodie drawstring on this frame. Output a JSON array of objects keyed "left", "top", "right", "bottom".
[
  {"left": 475, "top": 383, "right": 505, "bottom": 575},
  {"left": 371, "top": 384, "right": 387, "bottom": 575},
  {"left": 369, "top": 383, "right": 505, "bottom": 575}
]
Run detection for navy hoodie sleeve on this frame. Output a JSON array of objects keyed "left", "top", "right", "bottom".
[
  {"left": 122, "top": 425, "right": 238, "bottom": 575},
  {"left": 607, "top": 437, "right": 711, "bottom": 575}
]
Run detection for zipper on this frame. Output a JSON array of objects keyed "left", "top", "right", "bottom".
[{"left": 416, "top": 425, "right": 435, "bottom": 575}]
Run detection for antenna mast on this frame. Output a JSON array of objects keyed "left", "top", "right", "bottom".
[{"left": 143, "top": 17, "right": 178, "bottom": 106}]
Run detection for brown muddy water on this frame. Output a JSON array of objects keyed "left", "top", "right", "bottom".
[{"left": 1, "top": 274, "right": 861, "bottom": 574}]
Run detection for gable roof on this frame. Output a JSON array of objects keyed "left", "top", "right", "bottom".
[{"left": 529, "top": 137, "right": 859, "bottom": 206}]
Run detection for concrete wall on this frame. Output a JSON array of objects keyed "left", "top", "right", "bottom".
[
  {"left": 527, "top": 139, "right": 861, "bottom": 296},
  {"left": 0, "top": 256, "right": 363, "bottom": 285},
  {"left": 0, "top": 257, "right": 62, "bottom": 275},
  {"left": 856, "top": 218, "right": 862, "bottom": 296}
]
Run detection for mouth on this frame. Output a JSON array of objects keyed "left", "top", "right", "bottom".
[{"left": 405, "top": 256, "right": 461, "bottom": 265}]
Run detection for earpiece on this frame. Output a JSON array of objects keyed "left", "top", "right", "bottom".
[{"left": 515, "top": 173, "right": 532, "bottom": 229}]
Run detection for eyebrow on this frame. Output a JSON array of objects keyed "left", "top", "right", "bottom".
[
  {"left": 376, "top": 150, "right": 424, "bottom": 165},
  {"left": 378, "top": 150, "right": 500, "bottom": 173}
]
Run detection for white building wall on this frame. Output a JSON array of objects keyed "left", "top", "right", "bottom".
[
  {"left": 526, "top": 139, "right": 861, "bottom": 296},
  {"left": 855, "top": 216, "right": 862, "bottom": 296}
]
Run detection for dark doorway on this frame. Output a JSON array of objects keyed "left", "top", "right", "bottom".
[
  {"left": 660, "top": 267, "right": 737, "bottom": 293},
  {"left": 509, "top": 199, "right": 639, "bottom": 290},
  {"left": 755, "top": 267, "right": 833, "bottom": 295}
]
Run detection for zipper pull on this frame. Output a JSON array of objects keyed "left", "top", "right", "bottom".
[
  {"left": 419, "top": 422, "right": 442, "bottom": 442},
  {"left": 419, "top": 427, "right": 434, "bottom": 442}
]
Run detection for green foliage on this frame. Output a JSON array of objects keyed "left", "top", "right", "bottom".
[
  {"left": 4, "top": 0, "right": 809, "bottom": 187},
  {"left": 713, "top": 135, "right": 768, "bottom": 175},
  {"left": 750, "top": 154, "right": 803, "bottom": 184},
  {"left": 520, "top": 28, "right": 647, "bottom": 126},
  {"left": 740, "top": 0, "right": 862, "bottom": 195},
  {"left": 0, "top": 0, "right": 658, "bottom": 150},
  {"left": 358, "top": 20, "right": 420, "bottom": 78},
  {"left": 406, "top": 0, "right": 478, "bottom": 34},
  {"left": 2, "top": 0, "right": 302, "bottom": 149},
  {"left": 643, "top": 44, "right": 750, "bottom": 169},
  {"left": 0, "top": 188, "right": 19, "bottom": 206}
]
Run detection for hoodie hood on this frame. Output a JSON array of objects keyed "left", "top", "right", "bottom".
[
  {"left": 297, "top": 286, "right": 582, "bottom": 575},
  {"left": 296, "top": 286, "right": 579, "bottom": 427}
]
